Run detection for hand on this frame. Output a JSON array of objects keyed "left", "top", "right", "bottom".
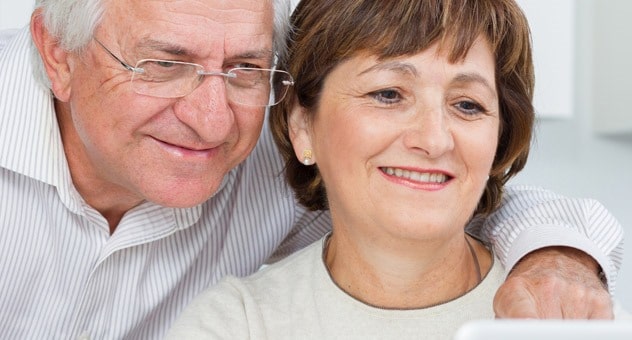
[{"left": 493, "top": 246, "right": 613, "bottom": 319}]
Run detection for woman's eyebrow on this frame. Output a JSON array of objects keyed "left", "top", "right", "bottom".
[
  {"left": 452, "top": 73, "right": 496, "bottom": 95},
  {"left": 358, "top": 61, "right": 419, "bottom": 77}
]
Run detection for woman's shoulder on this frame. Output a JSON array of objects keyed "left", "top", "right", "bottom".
[
  {"left": 167, "top": 239, "right": 327, "bottom": 338},
  {"left": 244, "top": 238, "right": 326, "bottom": 290},
  {"left": 211, "top": 238, "right": 326, "bottom": 305}
]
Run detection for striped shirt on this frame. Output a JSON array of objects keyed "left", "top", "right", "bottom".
[{"left": 0, "top": 27, "right": 624, "bottom": 340}]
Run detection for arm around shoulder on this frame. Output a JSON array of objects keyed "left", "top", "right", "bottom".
[{"left": 471, "top": 185, "right": 624, "bottom": 293}]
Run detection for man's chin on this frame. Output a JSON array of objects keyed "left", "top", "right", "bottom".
[{"left": 144, "top": 180, "right": 225, "bottom": 208}]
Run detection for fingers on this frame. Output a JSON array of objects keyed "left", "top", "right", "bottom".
[
  {"left": 493, "top": 280, "right": 540, "bottom": 318},
  {"left": 585, "top": 291, "right": 615, "bottom": 319}
]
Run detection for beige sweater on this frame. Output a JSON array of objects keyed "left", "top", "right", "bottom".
[{"left": 167, "top": 237, "right": 505, "bottom": 339}]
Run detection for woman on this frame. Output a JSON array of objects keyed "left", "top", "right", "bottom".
[{"left": 167, "top": 0, "right": 623, "bottom": 338}]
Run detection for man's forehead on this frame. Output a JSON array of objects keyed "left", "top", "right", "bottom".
[
  {"left": 111, "top": 0, "right": 275, "bottom": 20},
  {"left": 100, "top": 0, "right": 274, "bottom": 55},
  {"left": 101, "top": 0, "right": 274, "bottom": 32}
]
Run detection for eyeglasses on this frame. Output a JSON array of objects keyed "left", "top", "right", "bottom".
[{"left": 93, "top": 38, "right": 294, "bottom": 107}]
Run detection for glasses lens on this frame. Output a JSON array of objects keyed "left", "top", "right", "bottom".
[
  {"left": 225, "top": 68, "right": 271, "bottom": 106},
  {"left": 131, "top": 60, "right": 200, "bottom": 98},
  {"left": 226, "top": 68, "right": 293, "bottom": 107},
  {"left": 130, "top": 62, "right": 294, "bottom": 106},
  {"left": 271, "top": 70, "right": 293, "bottom": 106}
]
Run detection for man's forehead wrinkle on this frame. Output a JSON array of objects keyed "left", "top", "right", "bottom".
[
  {"left": 159, "top": 0, "right": 270, "bottom": 20},
  {"left": 118, "top": 0, "right": 268, "bottom": 26}
]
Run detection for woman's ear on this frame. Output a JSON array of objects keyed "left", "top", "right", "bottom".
[
  {"left": 30, "top": 9, "right": 73, "bottom": 101},
  {"left": 288, "top": 103, "right": 316, "bottom": 165}
]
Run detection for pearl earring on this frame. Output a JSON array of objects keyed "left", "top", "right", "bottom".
[{"left": 302, "top": 149, "right": 313, "bottom": 166}]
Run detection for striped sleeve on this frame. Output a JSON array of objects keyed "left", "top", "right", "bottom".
[{"left": 468, "top": 185, "right": 624, "bottom": 295}]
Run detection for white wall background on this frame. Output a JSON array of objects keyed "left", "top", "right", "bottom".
[
  {"left": 0, "top": 1, "right": 33, "bottom": 30},
  {"left": 1, "top": 0, "right": 630, "bottom": 310}
]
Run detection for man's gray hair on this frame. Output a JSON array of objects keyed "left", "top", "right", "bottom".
[{"left": 31, "top": 0, "right": 292, "bottom": 88}]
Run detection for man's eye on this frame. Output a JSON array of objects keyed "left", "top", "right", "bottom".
[
  {"left": 137, "top": 60, "right": 190, "bottom": 82},
  {"left": 155, "top": 60, "right": 177, "bottom": 68},
  {"left": 230, "top": 63, "right": 263, "bottom": 70}
]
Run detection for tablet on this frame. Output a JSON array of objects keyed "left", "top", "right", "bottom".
[{"left": 454, "top": 319, "right": 632, "bottom": 340}]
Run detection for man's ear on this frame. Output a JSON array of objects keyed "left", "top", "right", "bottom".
[
  {"left": 288, "top": 102, "right": 316, "bottom": 164},
  {"left": 30, "top": 9, "right": 73, "bottom": 101}
]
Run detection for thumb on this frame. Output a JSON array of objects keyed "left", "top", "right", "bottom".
[{"left": 493, "top": 285, "right": 540, "bottom": 319}]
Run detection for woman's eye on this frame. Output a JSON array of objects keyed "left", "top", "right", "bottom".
[
  {"left": 369, "top": 89, "right": 402, "bottom": 104},
  {"left": 455, "top": 100, "right": 485, "bottom": 116}
]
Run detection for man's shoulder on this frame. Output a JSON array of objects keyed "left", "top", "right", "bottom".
[{"left": 0, "top": 28, "right": 20, "bottom": 52}]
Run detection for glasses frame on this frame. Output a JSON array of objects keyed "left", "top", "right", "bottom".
[{"left": 92, "top": 38, "right": 294, "bottom": 107}]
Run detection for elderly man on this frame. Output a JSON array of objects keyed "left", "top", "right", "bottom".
[{"left": 0, "top": 0, "right": 622, "bottom": 339}]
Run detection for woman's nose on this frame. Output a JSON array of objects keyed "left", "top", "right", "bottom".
[{"left": 403, "top": 105, "right": 455, "bottom": 158}]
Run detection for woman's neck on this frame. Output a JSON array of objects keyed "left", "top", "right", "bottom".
[{"left": 324, "top": 231, "right": 492, "bottom": 309}]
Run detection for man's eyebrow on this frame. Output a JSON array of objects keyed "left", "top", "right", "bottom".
[
  {"left": 358, "top": 61, "right": 419, "bottom": 77},
  {"left": 135, "top": 39, "right": 274, "bottom": 62},
  {"left": 135, "top": 39, "right": 190, "bottom": 56},
  {"left": 232, "top": 49, "right": 275, "bottom": 62}
]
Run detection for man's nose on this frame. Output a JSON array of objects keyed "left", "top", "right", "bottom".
[{"left": 173, "top": 76, "right": 235, "bottom": 143}]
